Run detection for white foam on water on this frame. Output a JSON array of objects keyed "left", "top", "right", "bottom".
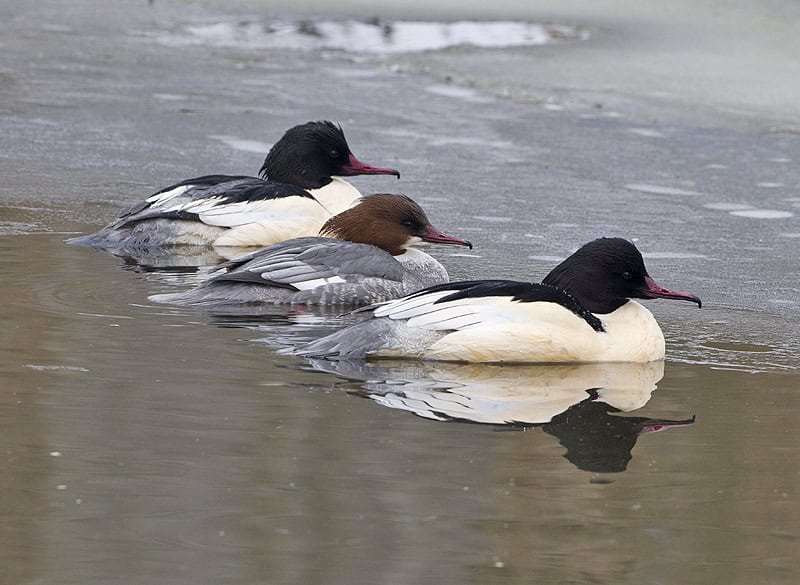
[
  {"left": 705, "top": 164, "right": 729, "bottom": 169},
  {"left": 703, "top": 202, "right": 754, "bottom": 211},
  {"left": 770, "top": 157, "right": 791, "bottom": 163},
  {"left": 730, "top": 209, "right": 794, "bottom": 219},
  {"left": 757, "top": 182, "right": 784, "bottom": 188},
  {"left": 209, "top": 135, "right": 270, "bottom": 153},
  {"left": 625, "top": 184, "right": 700, "bottom": 196},
  {"left": 779, "top": 232, "right": 800, "bottom": 238}
]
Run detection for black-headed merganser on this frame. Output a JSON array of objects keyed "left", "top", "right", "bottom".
[
  {"left": 149, "top": 194, "right": 472, "bottom": 306},
  {"left": 68, "top": 121, "right": 399, "bottom": 249},
  {"left": 288, "top": 237, "right": 702, "bottom": 362}
]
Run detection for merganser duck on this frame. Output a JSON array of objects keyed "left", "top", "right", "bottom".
[
  {"left": 68, "top": 121, "right": 400, "bottom": 249},
  {"left": 289, "top": 237, "right": 702, "bottom": 362},
  {"left": 149, "top": 194, "right": 472, "bottom": 306}
]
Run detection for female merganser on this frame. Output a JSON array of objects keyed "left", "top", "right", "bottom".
[
  {"left": 68, "top": 121, "right": 400, "bottom": 249},
  {"left": 149, "top": 194, "right": 472, "bottom": 306},
  {"left": 289, "top": 237, "right": 702, "bottom": 362}
]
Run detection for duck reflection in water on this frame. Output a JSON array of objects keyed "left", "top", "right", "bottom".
[{"left": 300, "top": 359, "right": 694, "bottom": 473}]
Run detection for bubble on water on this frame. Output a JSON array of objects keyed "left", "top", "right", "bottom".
[
  {"left": 625, "top": 184, "right": 700, "bottom": 196},
  {"left": 730, "top": 209, "right": 794, "bottom": 219},
  {"left": 703, "top": 202, "right": 754, "bottom": 211}
]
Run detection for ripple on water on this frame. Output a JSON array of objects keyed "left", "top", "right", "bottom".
[
  {"left": 152, "top": 93, "right": 189, "bottom": 101},
  {"left": 642, "top": 252, "right": 707, "bottom": 259},
  {"left": 424, "top": 84, "right": 495, "bottom": 103},
  {"left": 703, "top": 202, "right": 754, "bottom": 211},
  {"left": 209, "top": 135, "right": 270, "bottom": 154},
  {"left": 627, "top": 128, "right": 665, "bottom": 138},
  {"left": 625, "top": 184, "right": 701, "bottom": 196},
  {"left": 472, "top": 216, "right": 514, "bottom": 223},
  {"left": 729, "top": 209, "right": 794, "bottom": 219},
  {"left": 25, "top": 364, "right": 90, "bottom": 372},
  {"left": 528, "top": 255, "right": 566, "bottom": 262}
]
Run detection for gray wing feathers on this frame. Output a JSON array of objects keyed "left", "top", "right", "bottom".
[{"left": 215, "top": 238, "right": 405, "bottom": 289}]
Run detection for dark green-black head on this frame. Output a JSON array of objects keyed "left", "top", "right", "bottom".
[
  {"left": 542, "top": 237, "right": 702, "bottom": 314},
  {"left": 259, "top": 121, "right": 400, "bottom": 189}
]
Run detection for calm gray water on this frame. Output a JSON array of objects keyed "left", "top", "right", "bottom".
[{"left": 1, "top": 1, "right": 798, "bottom": 584}]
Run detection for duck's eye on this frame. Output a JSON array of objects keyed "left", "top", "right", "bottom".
[
  {"left": 401, "top": 220, "right": 415, "bottom": 229},
  {"left": 622, "top": 271, "right": 633, "bottom": 280},
  {"left": 329, "top": 149, "right": 339, "bottom": 159}
]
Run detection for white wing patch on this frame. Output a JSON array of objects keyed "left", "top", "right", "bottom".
[
  {"left": 290, "top": 276, "right": 347, "bottom": 290},
  {"left": 145, "top": 184, "right": 193, "bottom": 205},
  {"left": 198, "top": 195, "right": 330, "bottom": 227}
]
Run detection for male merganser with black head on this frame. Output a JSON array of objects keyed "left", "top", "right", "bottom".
[
  {"left": 289, "top": 237, "right": 701, "bottom": 362},
  {"left": 149, "top": 194, "right": 472, "bottom": 306},
  {"left": 68, "top": 121, "right": 399, "bottom": 249}
]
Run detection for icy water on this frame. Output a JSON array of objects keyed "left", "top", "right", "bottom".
[{"left": 2, "top": 1, "right": 799, "bottom": 584}]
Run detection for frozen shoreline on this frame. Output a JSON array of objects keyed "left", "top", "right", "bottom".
[{"left": 184, "top": 0, "right": 800, "bottom": 129}]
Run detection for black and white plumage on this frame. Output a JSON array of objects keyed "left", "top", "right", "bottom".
[
  {"left": 289, "top": 238, "right": 702, "bottom": 363},
  {"left": 149, "top": 194, "right": 472, "bottom": 306},
  {"left": 68, "top": 121, "right": 400, "bottom": 249}
]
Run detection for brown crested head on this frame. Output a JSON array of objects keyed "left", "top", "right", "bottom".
[{"left": 319, "top": 193, "right": 472, "bottom": 256}]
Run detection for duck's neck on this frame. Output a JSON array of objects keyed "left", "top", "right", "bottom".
[
  {"left": 307, "top": 178, "right": 361, "bottom": 216},
  {"left": 395, "top": 247, "right": 449, "bottom": 285}
]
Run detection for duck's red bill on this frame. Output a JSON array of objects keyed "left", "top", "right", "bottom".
[
  {"left": 341, "top": 154, "right": 400, "bottom": 178},
  {"left": 641, "top": 276, "right": 702, "bottom": 307}
]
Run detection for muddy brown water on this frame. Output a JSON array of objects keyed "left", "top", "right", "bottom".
[{"left": 1, "top": 1, "right": 798, "bottom": 584}]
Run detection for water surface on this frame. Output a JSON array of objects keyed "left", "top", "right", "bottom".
[{"left": 1, "top": 1, "right": 798, "bottom": 584}]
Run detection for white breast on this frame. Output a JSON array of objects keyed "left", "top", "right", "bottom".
[
  {"left": 210, "top": 178, "right": 362, "bottom": 247},
  {"left": 307, "top": 178, "right": 362, "bottom": 216}
]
